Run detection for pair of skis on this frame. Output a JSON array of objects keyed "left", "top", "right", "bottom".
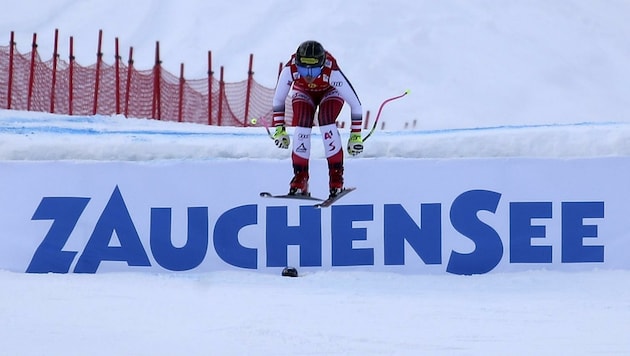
[{"left": 260, "top": 187, "right": 356, "bottom": 208}]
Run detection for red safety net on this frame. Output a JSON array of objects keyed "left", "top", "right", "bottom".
[{"left": 0, "top": 31, "right": 296, "bottom": 127}]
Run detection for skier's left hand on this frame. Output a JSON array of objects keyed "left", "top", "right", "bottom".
[{"left": 347, "top": 133, "right": 364, "bottom": 156}]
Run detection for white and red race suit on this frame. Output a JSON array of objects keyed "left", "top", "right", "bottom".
[{"left": 271, "top": 51, "right": 363, "bottom": 189}]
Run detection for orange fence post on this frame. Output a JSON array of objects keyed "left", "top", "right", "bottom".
[
  {"left": 218, "top": 66, "right": 224, "bottom": 126},
  {"left": 152, "top": 41, "right": 161, "bottom": 120},
  {"left": 50, "top": 29, "right": 59, "bottom": 113},
  {"left": 93, "top": 29, "right": 103, "bottom": 115},
  {"left": 68, "top": 36, "right": 74, "bottom": 115},
  {"left": 178, "top": 63, "right": 184, "bottom": 123},
  {"left": 115, "top": 38, "right": 121, "bottom": 114},
  {"left": 124, "top": 47, "right": 134, "bottom": 117},
  {"left": 7, "top": 31, "right": 15, "bottom": 109},
  {"left": 207, "top": 50, "right": 213, "bottom": 125},
  {"left": 244, "top": 53, "right": 254, "bottom": 127},
  {"left": 27, "top": 33, "right": 37, "bottom": 111}
]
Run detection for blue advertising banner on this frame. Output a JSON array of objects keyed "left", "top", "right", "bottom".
[{"left": 1, "top": 158, "right": 627, "bottom": 275}]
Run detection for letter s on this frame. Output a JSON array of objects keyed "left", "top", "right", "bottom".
[{"left": 447, "top": 190, "right": 503, "bottom": 275}]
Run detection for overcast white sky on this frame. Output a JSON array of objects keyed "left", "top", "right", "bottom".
[{"left": 2, "top": 0, "right": 630, "bottom": 130}]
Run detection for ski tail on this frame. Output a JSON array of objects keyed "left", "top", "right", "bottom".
[{"left": 260, "top": 192, "right": 323, "bottom": 201}]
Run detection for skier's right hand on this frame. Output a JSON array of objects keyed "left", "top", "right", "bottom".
[
  {"left": 272, "top": 125, "right": 290, "bottom": 149},
  {"left": 347, "top": 132, "right": 364, "bottom": 156}
]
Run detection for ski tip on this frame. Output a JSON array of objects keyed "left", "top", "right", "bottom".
[
  {"left": 313, "top": 187, "right": 357, "bottom": 208},
  {"left": 259, "top": 192, "right": 272, "bottom": 197},
  {"left": 314, "top": 201, "right": 332, "bottom": 209}
]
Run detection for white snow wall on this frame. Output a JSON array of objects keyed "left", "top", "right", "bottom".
[{"left": 1, "top": 158, "right": 629, "bottom": 275}]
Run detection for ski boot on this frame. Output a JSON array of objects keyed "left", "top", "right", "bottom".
[
  {"left": 289, "top": 167, "right": 310, "bottom": 196},
  {"left": 328, "top": 164, "right": 344, "bottom": 199}
]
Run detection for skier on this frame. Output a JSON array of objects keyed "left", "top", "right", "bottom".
[{"left": 271, "top": 40, "right": 364, "bottom": 198}]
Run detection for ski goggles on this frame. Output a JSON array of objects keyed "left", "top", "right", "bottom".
[{"left": 296, "top": 65, "right": 322, "bottom": 78}]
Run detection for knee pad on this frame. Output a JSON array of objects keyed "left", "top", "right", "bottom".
[
  {"left": 292, "top": 126, "right": 313, "bottom": 161},
  {"left": 319, "top": 123, "right": 342, "bottom": 158}
]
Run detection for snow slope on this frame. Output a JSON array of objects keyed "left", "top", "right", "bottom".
[
  {"left": 2, "top": 110, "right": 630, "bottom": 355},
  {"left": 2, "top": 111, "right": 630, "bottom": 161}
]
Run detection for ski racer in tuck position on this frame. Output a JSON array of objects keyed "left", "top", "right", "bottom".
[{"left": 271, "top": 40, "right": 364, "bottom": 199}]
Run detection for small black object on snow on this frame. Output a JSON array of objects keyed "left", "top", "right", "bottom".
[{"left": 281, "top": 266, "right": 298, "bottom": 277}]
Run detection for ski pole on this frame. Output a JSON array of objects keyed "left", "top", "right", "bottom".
[
  {"left": 362, "top": 90, "right": 410, "bottom": 142},
  {"left": 250, "top": 114, "right": 273, "bottom": 139}
]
